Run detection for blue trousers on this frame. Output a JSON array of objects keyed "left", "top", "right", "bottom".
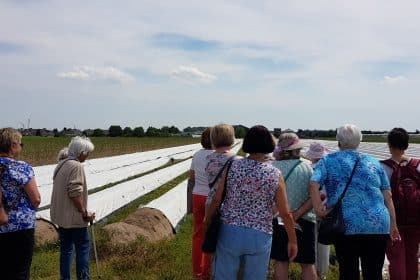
[
  {"left": 58, "top": 227, "right": 90, "bottom": 280},
  {"left": 214, "top": 223, "right": 272, "bottom": 280}
]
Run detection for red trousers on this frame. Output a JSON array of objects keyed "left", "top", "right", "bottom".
[
  {"left": 192, "top": 194, "right": 212, "bottom": 279},
  {"left": 386, "top": 228, "right": 420, "bottom": 280}
]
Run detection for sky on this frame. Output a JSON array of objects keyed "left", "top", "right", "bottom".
[{"left": 1, "top": 0, "right": 419, "bottom": 131}]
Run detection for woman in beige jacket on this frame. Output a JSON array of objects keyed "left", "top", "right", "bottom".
[{"left": 50, "top": 136, "right": 95, "bottom": 280}]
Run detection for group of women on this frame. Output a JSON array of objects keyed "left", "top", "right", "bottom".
[
  {"left": 0, "top": 124, "right": 417, "bottom": 280},
  {"left": 190, "top": 124, "right": 408, "bottom": 280},
  {"left": 0, "top": 127, "right": 95, "bottom": 280}
]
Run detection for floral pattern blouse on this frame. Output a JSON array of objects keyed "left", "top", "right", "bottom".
[
  {"left": 311, "top": 150, "right": 391, "bottom": 235},
  {"left": 220, "top": 158, "right": 281, "bottom": 234},
  {"left": 0, "top": 157, "right": 36, "bottom": 233}
]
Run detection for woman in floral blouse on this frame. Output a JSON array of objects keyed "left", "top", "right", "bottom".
[
  {"left": 0, "top": 127, "right": 41, "bottom": 280},
  {"left": 205, "top": 125, "right": 297, "bottom": 279}
]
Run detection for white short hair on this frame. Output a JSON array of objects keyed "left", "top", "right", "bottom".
[
  {"left": 336, "top": 124, "right": 362, "bottom": 149},
  {"left": 68, "top": 136, "right": 94, "bottom": 158}
]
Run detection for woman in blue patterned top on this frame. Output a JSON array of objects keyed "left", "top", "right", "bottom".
[
  {"left": 309, "top": 124, "right": 400, "bottom": 280},
  {"left": 0, "top": 127, "right": 41, "bottom": 280}
]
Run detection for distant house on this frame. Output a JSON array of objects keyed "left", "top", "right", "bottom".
[{"left": 62, "top": 129, "right": 82, "bottom": 137}]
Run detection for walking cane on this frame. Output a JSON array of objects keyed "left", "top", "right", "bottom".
[{"left": 90, "top": 221, "right": 101, "bottom": 279}]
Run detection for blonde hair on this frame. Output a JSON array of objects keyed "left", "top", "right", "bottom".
[
  {"left": 210, "top": 124, "right": 235, "bottom": 148},
  {"left": 0, "top": 128, "right": 22, "bottom": 154}
]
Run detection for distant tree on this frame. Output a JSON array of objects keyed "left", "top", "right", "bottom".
[
  {"left": 146, "top": 126, "right": 161, "bottom": 137},
  {"left": 160, "top": 126, "right": 171, "bottom": 136},
  {"left": 132, "top": 126, "right": 145, "bottom": 137},
  {"left": 108, "top": 125, "right": 123, "bottom": 137},
  {"left": 416, "top": 129, "right": 419, "bottom": 134},
  {"left": 92, "top": 128, "right": 104, "bottom": 137},
  {"left": 168, "top": 126, "right": 180, "bottom": 134},
  {"left": 123, "top": 127, "right": 133, "bottom": 137},
  {"left": 183, "top": 126, "right": 207, "bottom": 133},
  {"left": 53, "top": 128, "right": 60, "bottom": 137},
  {"left": 234, "top": 126, "right": 247, "bottom": 138},
  {"left": 35, "top": 129, "right": 41, "bottom": 136}
]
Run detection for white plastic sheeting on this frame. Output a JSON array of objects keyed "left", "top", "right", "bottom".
[
  {"left": 141, "top": 142, "right": 244, "bottom": 229},
  {"left": 36, "top": 144, "right": 202, "bottom": 208},
  {"left": 145, "top": 180, "right": 188, "bottom": 229},
  {"left": 37, "top": 141, "right": 242, "bottom": 223},
  {"left": 37, "top": 159, "right": 192, "bottom": 221},
  {"left": 300, "top": 139, "right": 420, "bottom": 160}
]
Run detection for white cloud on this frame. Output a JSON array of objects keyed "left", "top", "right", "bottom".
[
  {"left": 57, "top": 66, "right": 134, "bottom": 83},
  {"left": 171, "top": 65, "right": 216, "bottom": 84},
  {"left": 383, "top": 75, "right": 407, "bottom": 85}
]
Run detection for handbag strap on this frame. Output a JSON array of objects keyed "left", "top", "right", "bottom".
[
  {"left": 209, "top": 155, "right": 235, "bottom": 189},
  {"left": 219, "top": 160, "right": 234, "bottom": 205},
  {"left": 283, "top": 160, "right": 302, "bottom": 182},
  {"left": 336, "top": 154, "right": 361, "bottom": 204}
]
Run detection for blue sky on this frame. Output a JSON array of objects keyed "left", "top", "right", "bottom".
[{"left": 1, "top": 0, "right": 419, "bottom": 131}]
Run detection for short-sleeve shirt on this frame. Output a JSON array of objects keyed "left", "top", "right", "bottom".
[
  {"left": 221, "top": 158, "right": 281, "bottom": 234},
  {"left": 272, "top": 159, "right": 316, "bottom": 223},
  {"left": 205, "top": 151, "right": 235, "bottom": 206},
  {"left": 0, "top": 157, "right": 36, "bottom": 233},
  {"left": 311, "top": 150, "right": 391, "bottom": 235},
  {"left": 190, "top": 149, "right": 214, "bottom": 196}
]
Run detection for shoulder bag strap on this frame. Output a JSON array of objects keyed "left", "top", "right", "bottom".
[
  {"left": 209, "top": 155, "right": 235, "bottom": 189},
  {"left": 283, "top": 160, "right": 302, "bottom": 183},
  {"left": 53, "top": 158, "right": 75, "bottom": 180},
  {"left": 337, "top": 154, "right": 360, "bottom": 203},
  {"left": 219, "top": 159, "right": 234, "bottom": 205}
]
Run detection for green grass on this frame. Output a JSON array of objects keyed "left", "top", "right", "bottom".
[{"left": 20, "top": 136, "right": 200, "bottom": 166}]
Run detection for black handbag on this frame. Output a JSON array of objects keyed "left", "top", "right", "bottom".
[
  {"left": 201, "top": 159, "right": 234, "bottom": 253},
  {"left": 318, "top": 155, "right": 360, "bottom": 245}
]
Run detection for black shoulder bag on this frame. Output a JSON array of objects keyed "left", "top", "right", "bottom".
[
  {"left": 201, "top": 159, "right": 234, "bottom": 253},
  {"left": 318, "top": 155, "right": 360, "bottom": 245}
]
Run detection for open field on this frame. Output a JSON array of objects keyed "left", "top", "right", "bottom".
[
  {"left": 19, "top": 136, "right": 200, "bottom": 166},
  {"left": 29, "top": 140, "right": 420, "bottom": 279}
]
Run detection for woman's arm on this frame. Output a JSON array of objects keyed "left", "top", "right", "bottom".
[
  {"left": 292, "top": 199, "right": 313, "bottom": 221},
  {"left": 24, "top": 178, "right": 41, "bottom": 209},
  {"left": 309, "top": 181, "right": 327, "bottom": 219},
  {"left": 382, "top": 189, "right": 400, "bottom": 242},
  {"left": 203, "top": 169, "right": 227, "bottom": 230},
  {"left": 275, "top": 176, "right": 298, "bottom": 261}
]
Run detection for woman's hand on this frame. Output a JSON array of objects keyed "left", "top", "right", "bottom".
[
  {"left": 287, "top": 241, "right": 298, "bottom": 261},
  {"left": 314, "top": 204, "right": 328, "bottom": 219},
  {"left": 390, "top": 223, "right": 401, "bottom": 244}
]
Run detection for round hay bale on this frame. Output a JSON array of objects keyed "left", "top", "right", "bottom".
[
  {"left": 102, "top": 222, "right": 149, "bottom": 245},
  {"left": 124, "top": 207, "right": 174, "bottom": 242},
  {"left": 35, "top": 219, "right": 58, "bottom": 247}
]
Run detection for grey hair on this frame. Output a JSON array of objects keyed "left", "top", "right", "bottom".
[
  {"left": 336, "top": 124, "right": 362, "bottom": 149},
  {"left": 67, "top": 136, "right": 94, "bottom": 158},
  {"left": 57, "top": 147, "right": 69, "bottom": 161}
]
